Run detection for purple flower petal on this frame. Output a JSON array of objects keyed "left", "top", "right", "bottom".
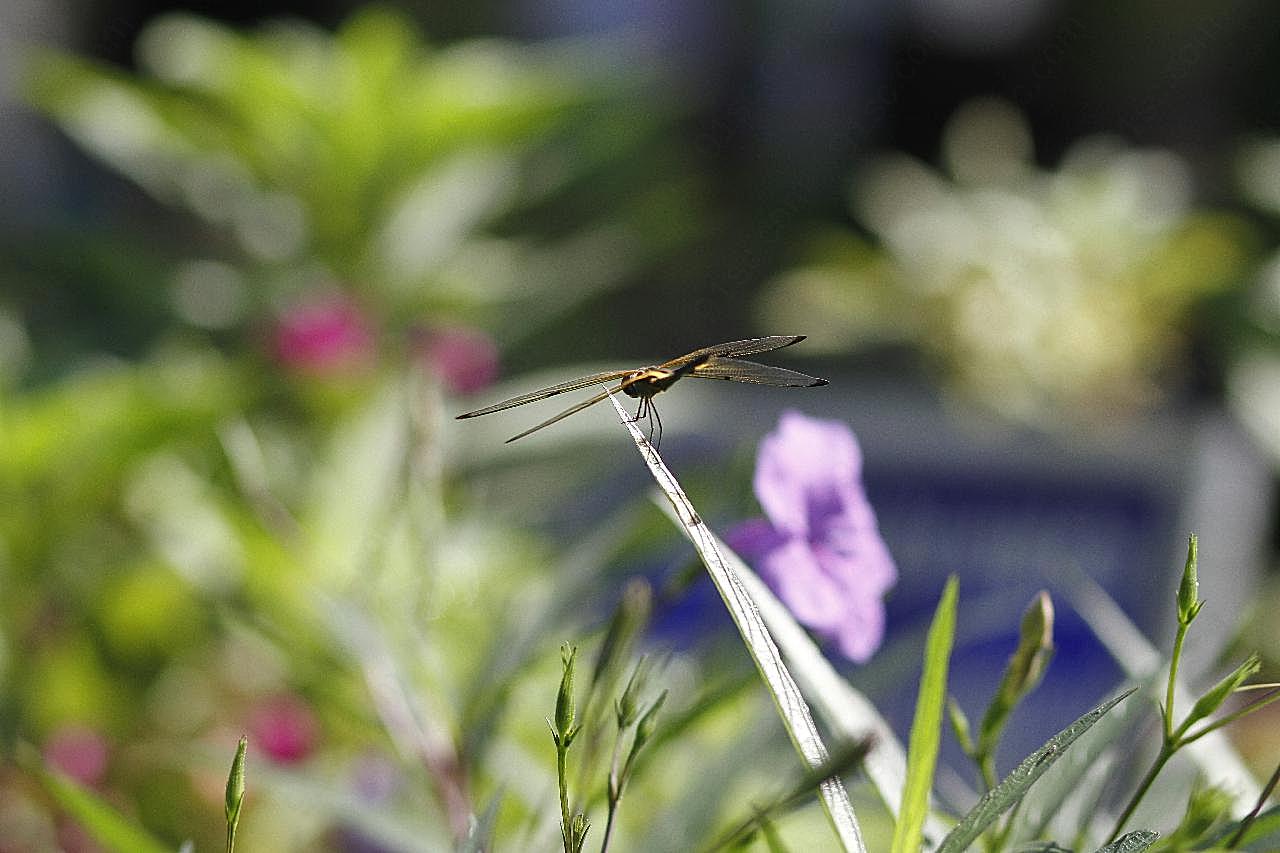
[
  {"left": 759, "top": 537, "right": 849, "bottom": 628},
  {"left": 754, "top": 410, "right": 864, "bottom": 538},
  {"left": 724, "top": 517, "right": 788, "bottom": 559},
  {"left": 739, "top": 410, "right": 897, "bottom": 663}
]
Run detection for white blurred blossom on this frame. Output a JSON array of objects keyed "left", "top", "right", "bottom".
[{"left": 762, "top": 97, "right": 1251, "bottom": 423}]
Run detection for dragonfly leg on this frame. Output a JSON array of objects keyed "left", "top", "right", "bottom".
[{"left": 651, "top": 402, "right": 663, "bottom": 449}]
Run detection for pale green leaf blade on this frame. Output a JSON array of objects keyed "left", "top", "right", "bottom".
[
  {"left": 22, "top": 746, "right": 171, "bottom": 853},
  {"left": 936, "top": 689, "right": 1136, "bottom": 853},
  {"left": 612, "top": 393, "right": 864, "bottom": 853},
  {"left": 891, "top": 576, "right": 959, "bottom": 853},
  {"left": 1092, "top": 829, "right": 1159, "bottom": 852}
]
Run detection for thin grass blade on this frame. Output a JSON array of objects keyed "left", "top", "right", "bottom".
[
  {"left": 666, "top": 512, "right": 925, "bottom": 829},
  {"left": 19, "top": 744, "right": 171, "bottom": 853},
  {"left": 1092, "top": 829, "right": 1159, "bottom": 852},
  {"left": 891, "top": 576, "right": 959, "bottom": 853},
  {"left": 936, "top": 689, "right": 1136, "bottom": 853},
  {"left": 610, "top": 392, "right": 865, "bottom": 853}
]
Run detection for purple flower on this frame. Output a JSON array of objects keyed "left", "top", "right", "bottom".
[{"left": 727, "top": 411, "right": 896, "bottom": 662}]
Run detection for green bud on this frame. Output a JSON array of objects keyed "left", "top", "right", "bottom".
[
  {"left": 571, "top": 813, "right": 590, "bottom": 852},
  {"left": 633, "top": 689, "right": 667, "bottom": 751},
  {"left": 555, "top": 643, "right": 579, "bottom": 745},
  {"left": 1002, "top": 591, "right": 1055, "bottom": 704},
  {"left": 616, "top": 656, "right": 652, "bottom": 729},
  {"left": 1185, "top": 654, "right": 1261, "bottom": 728},
  {"left": 225, "top": 735, "right": 247, "bottom": 851},
  {"left": 1177, "top": 534, "right": 1204, "bottom": 627},
  {"left": 979, "top": 592, "right": 1054, "bottom": 754}
]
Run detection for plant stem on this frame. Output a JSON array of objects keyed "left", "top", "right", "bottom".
[
  {"left": 978, "top": 752, "right": 997, "bottom": 793},
  {"left": 600, "top": 732, "right": 625, "bottom": 853},
  {"left": 558, "top": 745, "right": 573, "bottom": 853},
  {"left": 1106, "top": 743, "right": 1173, "bottom": 843},
  {"left": 1164, "top": 622, "right": 1188, "bottom": 741}
]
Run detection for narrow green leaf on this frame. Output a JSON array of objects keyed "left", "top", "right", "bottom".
[
  {"left": 891, "top": 575, "right": 959, "bottom": 853},
  {"left": 1181, "top": 653, "right": 1261, "bottom": 732},
  {"left": 20, "top": 745, "right": 171, "bottom": 853},
  {"left": 1092, "top": 829, "right": 1159, "bottom": 852},
  {"left": 937, "top": 689, "right": 1136, "bottom": 853},
  {"left": 615, "top": 394, "right": 864, "bottom": 853},
  {"left": 699, "top": 520, "right": 950, "bottom": 841}
]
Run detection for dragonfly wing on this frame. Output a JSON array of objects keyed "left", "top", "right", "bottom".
[
  {"left": 504, "top": 384, "right": 627, "bottom": 443},
  {"left": 456, "top": 370, "right": 632, "bottom": 419},
  {"left": 690, "top": 356, "right": 826, "bottom": 387},
  {"left": 660, "top": 335, "right": 807, "bottom": 371}
]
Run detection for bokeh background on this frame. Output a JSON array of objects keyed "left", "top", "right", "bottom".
[{"left": 2, "top": 0, "right": 1279, "bottom": 850}]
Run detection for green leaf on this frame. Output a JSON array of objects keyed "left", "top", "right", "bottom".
[
  {"left": 936, "top": 689, "right": 1136, "bottom": 853},
  {"left": 891, "top": 575, "right": 959, "bottom": 853},
  {"left": 1091, "top": 829, "right": 1158, "bottom": 852},
  {"left": 622, "top": 395, "right": 864, "bottom": 852},
  {"left": 21, "top": 745, "right": 171, "bottom": 853},
  {"left": 1011, "top": 680, "right": 1146, "bottom": 842},
  {"left": 1181, "top": 653, "right": 1261, "bottom": 732}
]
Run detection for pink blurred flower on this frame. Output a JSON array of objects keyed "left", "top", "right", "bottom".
[
  {"left": 727, "top": 411, "right": 897, "bottom": 662},
  {"left": 414, "top": 325, "right": 500, "bottom": 394},
  {"left": 248, "top": 695, "right": 319, "bottom": 764},
  {"left": 273, "top": 294, "right": 375, "bottom": 375},
  {"left": 43, "top": 725, "right": 110, "bottom": 786}
]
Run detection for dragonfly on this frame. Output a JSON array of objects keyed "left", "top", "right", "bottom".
[{"left": 456, "top": 335, "right": 827, "bottom": 445}]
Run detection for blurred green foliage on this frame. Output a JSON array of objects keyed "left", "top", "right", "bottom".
[{"left": 23, "top": 5, "right": 704, "bottom": 350}]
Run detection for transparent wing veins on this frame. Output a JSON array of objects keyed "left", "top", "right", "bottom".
[{"left": 456, "top": 369, "right": 632, "bottom": 419}]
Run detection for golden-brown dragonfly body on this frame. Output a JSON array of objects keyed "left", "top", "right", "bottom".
[{"left": 456, "top": 336, "right": 826, "bottom": 443}]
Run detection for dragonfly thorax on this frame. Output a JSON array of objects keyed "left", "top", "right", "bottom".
[{"left": 622, "top": 367, "right": 678, "bottom": 398}]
